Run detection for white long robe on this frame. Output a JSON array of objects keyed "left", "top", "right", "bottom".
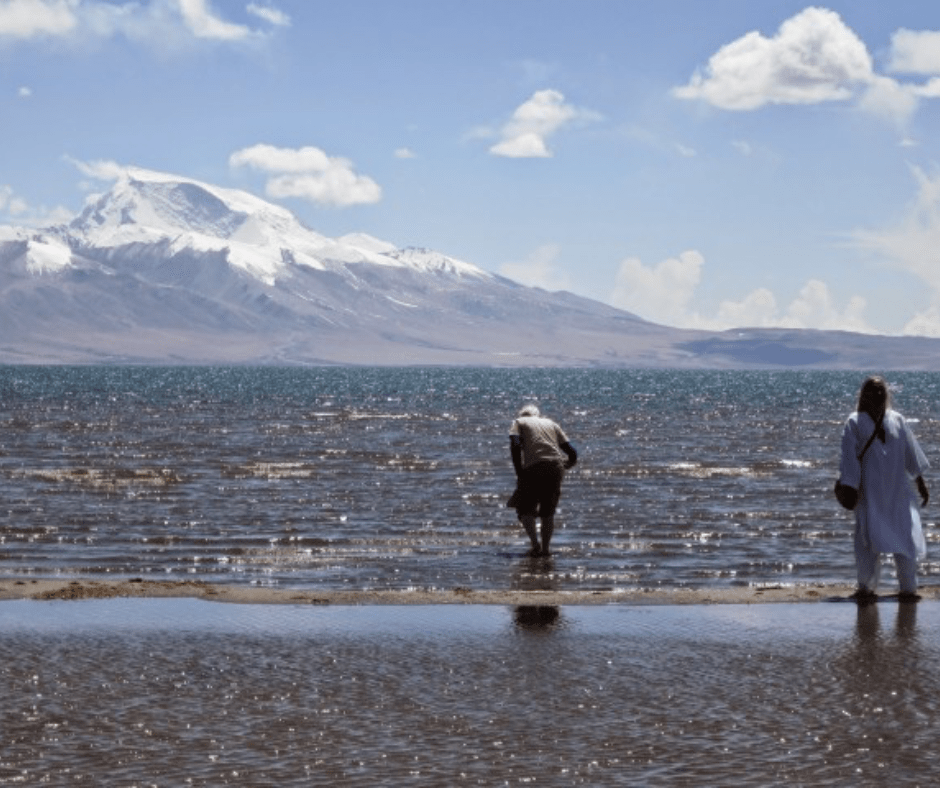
[{"left": 840, "top": 409, "right": 929, "bottom": 561}]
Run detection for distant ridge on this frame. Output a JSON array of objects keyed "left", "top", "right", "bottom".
[{"left": 1, "top": 167, "right": 939, "bottom": 368}]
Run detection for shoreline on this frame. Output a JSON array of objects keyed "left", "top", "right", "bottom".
[{"left": 2, "top": 577, "right": 937, "bottom": 605}]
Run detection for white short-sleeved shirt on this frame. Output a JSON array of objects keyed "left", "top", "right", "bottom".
[
  {"left": 840, "top": 409, "right": 929, "bottom": 560},
  {"left": 509, "top": 415, "right": 569, "bottom": 470}
]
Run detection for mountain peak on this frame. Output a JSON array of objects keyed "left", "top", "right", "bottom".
[{"left": 69, "top": 167, "right": 303, "bottom": 248}]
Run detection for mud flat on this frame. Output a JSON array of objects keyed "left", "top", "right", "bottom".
[{"left": 3, "top": 576, "right": 931, "bottom": 605}]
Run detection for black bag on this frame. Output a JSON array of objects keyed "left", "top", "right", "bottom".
[
  {"left": 834, "top": 480, "right": 858, "bottom": 511},
  {"left": 834, "top": 413, "right": 883, "bottom": 511}
]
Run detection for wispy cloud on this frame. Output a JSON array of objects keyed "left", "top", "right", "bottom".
[
  {"left": 0, "top": 181, "right": 73, "bottom": 227},
  {"left": 177, "top": 0, "right": 252, "bottom": 41},
  {"left": 246, "top": 3, "right": 290, "bottom": 28},
  {"left": 0, "top": 0, "right": 289, "bottom": 47},
  {"left": 853, "top": 167, "right": 940, "bottom": 336},
  {"left": 66, "top": 156, "right": 127, "bottom": 182},
  {"left": 489, "top": 89, "right": 600, "bottom": 158},
  {"left": 229, "top": 144, "right": 382, "bottom": 208}
]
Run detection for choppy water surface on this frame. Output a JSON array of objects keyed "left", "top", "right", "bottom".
[
  {"left": 2, "top": 599, "right": 940, "bottom": 786},
  {"left": 2, "top": 367, "right": 940, "bottom": 591}
]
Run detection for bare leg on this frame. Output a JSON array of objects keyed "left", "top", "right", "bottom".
[
  {"left": 540, "top": 515, "right": 554, "bottom": 555},
  {"left": 520, "top": 515, "right": 540, "bottom": 555}
]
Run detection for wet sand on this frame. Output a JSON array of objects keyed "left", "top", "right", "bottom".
[
  {"left": 2, "top": 576, "right": 939, "bottom": 605},
  {"left": 2, "top": 597, "right": 940, "bottom": 785}
]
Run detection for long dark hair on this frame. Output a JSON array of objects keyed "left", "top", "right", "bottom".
[{"left": 857, "top": 376, "right": 890, "bottom": 421}]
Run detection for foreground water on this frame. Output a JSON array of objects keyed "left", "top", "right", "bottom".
[
  {"left": 1, "top": 598, "right": 938, "bottom": 786},
  {"left": 2, "top": 367, "right": 939, "bottom": 592}
]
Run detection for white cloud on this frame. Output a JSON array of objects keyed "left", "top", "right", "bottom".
[
  {"left": 0, "top": 0, "right": 284, "bottom": 45},
  {"left": 18, "top": 85, "right": 31, "bottom": 97},
  {"left": 610, "top": 250, "right": 872, "bottom": 332},
  {"left": 500, "top": 244, "right": 570, "bottom": 291},
  {"left": 889, "top": 29, "right": 940, "bottom": 75},
  {"left": 394, "top": 147, "right": 416, "bottom": 159},
  {"left": 0, "top": 0, "right": 77, "bottom": 39},
  {"left": 490, "top": 89, "right": 599, "bottom": 158},
  {"left": 902, "top": 308, "right": 940, "bottom": 338},
  {"left": 673, "top": 8, "right": 872, "bottom": 110},
  {"left": 857, "top": 75, "right": 919, "bottom": 126},
  {"left": 246, "top": 3, "right": 290, "bottom": 28},
  {"left": 783, "top": 279, "right": 869, "bottom": 331},
  {"left": 177, "top": 0, "right": 255, "bottom": 40},
  {"left": 66, "top": 156, "right": 127, "bottom": 181},
  {"left": 229, "top": 143, "right": 382, "bottom": 208},
  {"left": 674, "top": 9, "right": 940, "bottom": 127},
  {"left": 0, "top": 183, "right": 72, "bottom": 226},
  {"left": 715, "top": 287, "right": 778, "bottom": 327},
  {"left": 0, "top": 185, "right": 29, "bottom": 215},
  {"left": 611, "top": 250, "right": 704, "bottom": 324},
  {"left": 853, "top": 167, "right": 940, "bottom": 333}
]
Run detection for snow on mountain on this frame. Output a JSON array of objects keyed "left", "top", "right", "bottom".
[
  {"left": 61, "top": 167, "right": 491, "bottom": 285},
  {"left": 24, "top": 237, "right": 72, "bottom": 275},
  {"left": 4, "top": 166, "right": 939, "bottom": 368}
]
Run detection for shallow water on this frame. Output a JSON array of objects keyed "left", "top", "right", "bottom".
[
  {"left": 2, "top": 598, "right": 939, "bottom": 786},
  {"left": 2, "top": 367, "right": 939, "bottom": 593}
]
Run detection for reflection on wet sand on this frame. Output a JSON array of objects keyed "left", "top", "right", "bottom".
[
  {"left": 513, "top": 605, "right": 561, "bottom": 630},
  {"left": 3, "top": 600, "right": 940, "bottom": 785}
]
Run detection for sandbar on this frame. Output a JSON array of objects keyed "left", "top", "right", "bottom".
[{"left": 1, "top": 577, "right": 936, "bottom": 605}]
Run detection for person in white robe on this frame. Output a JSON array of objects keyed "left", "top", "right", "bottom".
[{"left": 839, "top": 376, "right": 929, "bottom": 600}]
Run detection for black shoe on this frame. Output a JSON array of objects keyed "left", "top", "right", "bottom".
[{"left": 851, "top": 588, "right": 877, "bottom": 603}]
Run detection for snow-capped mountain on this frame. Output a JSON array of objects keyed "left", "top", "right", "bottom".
[
  {"left": 2, "top": 167, "right": 940, "bottom": 368},
  {"left": 0, "top": 167, "right": 660, "bottom": 364}
]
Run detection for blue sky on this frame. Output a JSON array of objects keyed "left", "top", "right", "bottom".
[{"left": 2, "top": 1, "right": 940, "bottom": 336}]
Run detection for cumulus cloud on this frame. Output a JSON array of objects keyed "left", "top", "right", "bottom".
[
  {"left": 490, "top": 89, "right": 599, "bottom": 158},
  {"left": 610, "top": 250, "right": 872, "bottom": 332},
  {"left": 673, "top": 7, "right": 940, "bottom": 126},
  {"left": 229, "top": 144, "right": 382, "bottom": 208},
  {"left": 889, "top": 29, "right": 940, "bottom": 75},
  {"left": 499, "top": 244, "right": 570, "bottom": 291},
  {"left": 0, "top": 0, "right": 286, "bottom": 45},
  {"left": 784, "top": 280, "right": 869, "bottom": 331},
  {"left": 611, "top": 251, "right": 704, "bottom": 325},
  {"left": 902, "top": 308, "right": 940, "bottom": 338},
  {"left": 673, "top": 8, "right": 872, "bottom": 110}
]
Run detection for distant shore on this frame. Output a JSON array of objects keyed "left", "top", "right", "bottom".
[{"left": 2, "top": 577, "right": 936, "bottom": 605}]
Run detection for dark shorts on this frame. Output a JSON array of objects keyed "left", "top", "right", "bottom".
[{"left": 514, "top": 461, "right": 564, "bottom": 518}]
